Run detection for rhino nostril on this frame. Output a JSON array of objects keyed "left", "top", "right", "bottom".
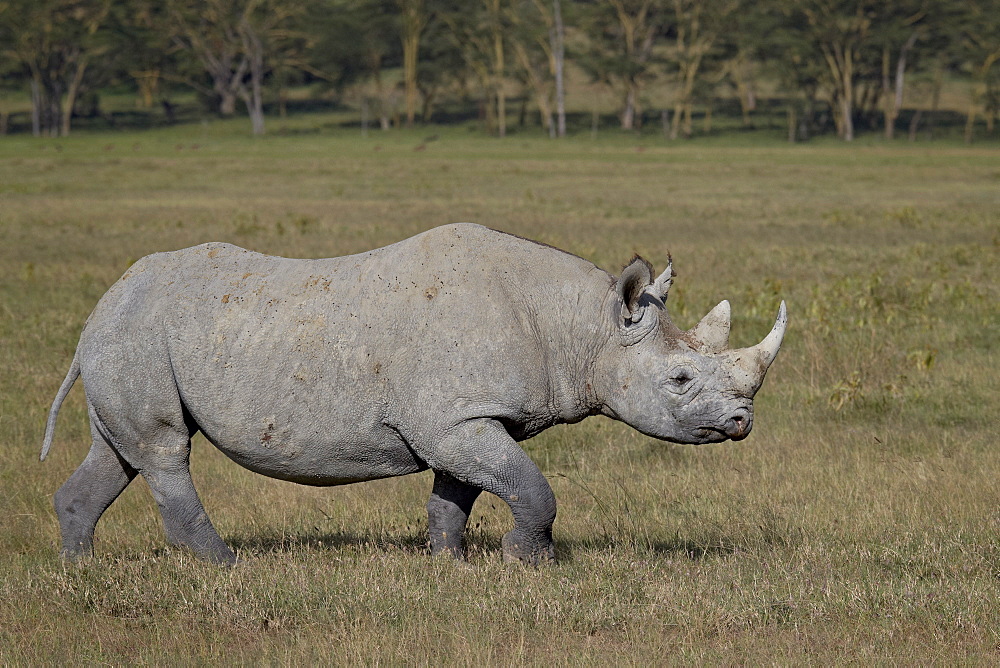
[{"left": 726, "top": 410, "right": 752, "bottom": 439}]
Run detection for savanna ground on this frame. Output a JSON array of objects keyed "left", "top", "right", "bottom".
[{"left": 1, "top": 116, "right": 998, "bottom": 664}]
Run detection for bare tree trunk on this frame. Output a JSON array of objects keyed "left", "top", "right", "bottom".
[
  {"left": 881, "top": 46, "right": 892, "bottom": 139},
  {"left": 403, "top": 33, "right": 418, "bottom": 127},
  {"left": 622, "top": 85, "right": 637, "bottom": 130},
  {"left": 47, "top": 80, "right": 64, "bottom": 138},
  {"left": 838, "top": 46, "right": 855, "bottom": 141},
  {"left": 240, "top": 18, "right": 266, "bottom": 136},
  {"left": 731, "top": 50, "right": 756, "bottom": 127},
  {"left": 551, "top": 0, "right": 565, "bottom": 137},
  {"left": 965, "top": 100, "right": 976, "bottom": 144},
  {"left": 907, "top": 108, "right": 922, "bottom": 141},
  {"left": 492, "top": 2, "right": 506, "bottom": 138},
  {"left": 132, "top": 70, "right": 160, "bottom": 108},
  {"left": 30, "top": 77, "right": 41, "bottom": 137},
  {"left": 812, "top": 9, "right": 863, "bottom": 142},
  {"left": 883, "top": 32, "right": 918, "bottom": 141},
  {"left": 398, "top": 0, "right": 425, "bottom": 128},
  {"left": 62, "top": 55, "right": 90, "bottom": 137},
  {"left": 671, "top": 61, "right": 698, "bottom": 140},
  {"left": 420, "top": 87, "right": 435, "bottom": 124},
  {"left": 218, "top": 90, "right": 238, "bottom": 115},
  {"left": 374, "top": 69, "right": 391, "bottom": 130},
  {"left": 512, "top": 37, "right": 554, "bottom": 135}
]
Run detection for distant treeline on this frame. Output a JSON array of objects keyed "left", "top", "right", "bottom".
[{"left": 0, "top": 0, "right": 998, "bottom": 141}]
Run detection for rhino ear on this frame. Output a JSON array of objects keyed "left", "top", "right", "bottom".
[
  {"left": 617, "top": 256, "right": 653, "bottom": 324},
  {"left": 616, "top": 256, "right": 662, "bottom": 345},
  {"left": 648, "top": 255, "right": 673, "bottom": 304},
  {"left": 688, "top": 299, "right": 731, "bottom": 353}
]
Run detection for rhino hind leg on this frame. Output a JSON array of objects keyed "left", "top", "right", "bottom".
[
  {"left": 427, "top": 470, "right": 482, "bottom": 559},
  {"left": 429, "top": 419, "right": 556, "bottom": 566},
  {"left": 53, "top": 424, "right": 137, "bottom": 561}
]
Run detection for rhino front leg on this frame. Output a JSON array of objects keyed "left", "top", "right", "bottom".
[
  {"left": 427, "top": 470, "right": 482, "bottom": 559},
  {"left": 429, "top": 419, "right": 556, "bottom": 566}
]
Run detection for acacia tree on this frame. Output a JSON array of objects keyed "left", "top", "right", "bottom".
[
  {"left": 106, "top": 0, "right": 180, "bottom": 112},
  {"left": 298, "top": 0, "right": 399, "bottom": 128},
  {"left": 800, "top": 0, "right": 879, "bottom": 141},
  {"left": 579, "top": 0, "right": 663, "bottom": 130},
  {"left": 958, "top": 0, "right": 1000, "bottom": 140},
  {"left": 396, "top": 0, "right": 426, "bottom": 127},
  {"left": 414, "top": 10, "right": 465, "bottom": 123},
  {"left": 752, "top": 3, "right": 824, "bottom": 141},
  {"left": 551, "top": 0, "right": 566, "bottom": 136},
  {"left": 444, "top": 0, "right": 512, "bottom": 136},
  {"left": 508, "top": 0, "right": 561, "bottom": 135},
  {"left": 0, "top": 0, "right": 110, "bottom": 137},
  {"left": 665, "top": 0, "right": 739, "bottom": 139},
  {"left": 871, "top": 1, "right": 934, "bottom": 139},
  {"left": 167, "top": 0, "right": 305, "bottom": 135}
]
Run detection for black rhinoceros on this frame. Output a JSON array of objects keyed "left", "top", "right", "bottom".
[{"left": 42, "top": 223, "right": 786, "bottom": 565}]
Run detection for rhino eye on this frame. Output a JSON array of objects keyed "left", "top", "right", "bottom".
[{"left": 665, "top": 369, "right": 695, "bottom": 393}]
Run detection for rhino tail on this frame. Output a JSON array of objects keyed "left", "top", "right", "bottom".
[{"left": 40, "top": 352, "right": 81, "bottom": 462}]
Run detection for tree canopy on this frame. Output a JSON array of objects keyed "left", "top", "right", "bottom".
[{"left": 0, "top": 0, "right": 997, "bottom": 140}]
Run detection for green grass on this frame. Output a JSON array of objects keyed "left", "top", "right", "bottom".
[{"left": 1, "top": 121, "right": 998, "bottom": 663}]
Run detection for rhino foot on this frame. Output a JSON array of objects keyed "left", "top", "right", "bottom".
[
  {"left": 427, "top": 470, "right": 482, "bottom": 560},
  {"left": 502, "top": 530, "right": 555, "bottom": 567},
  {"left": 58, "top": 544, "right": 94, "bottom": 564}
]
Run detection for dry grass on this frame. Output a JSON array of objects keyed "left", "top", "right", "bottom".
[{"left": 1, "top": 121, "right": 998, "bottom": 664}]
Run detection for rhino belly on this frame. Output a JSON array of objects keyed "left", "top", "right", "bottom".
[{"left": 199, "top": 415, "right": 427, "bottom": 486}]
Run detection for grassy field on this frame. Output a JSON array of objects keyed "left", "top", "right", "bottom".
[{"left": 1, "top": 119, "right": 998, "bottom": 664}]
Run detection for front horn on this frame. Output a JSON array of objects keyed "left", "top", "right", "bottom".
[{"left": 725, "top": 301, "right": 787, "bottom": 396}]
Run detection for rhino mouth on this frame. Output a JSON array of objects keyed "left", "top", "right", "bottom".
[{"left": 695, "top": 427, "right": 731, "bottom": 443}]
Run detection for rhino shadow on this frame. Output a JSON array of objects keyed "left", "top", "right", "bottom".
[
  {"left": 225, "top": 527, "right": 792, "bottom": 563},
  {"left": 226, "top": 529, "right": 430, "bottom": 558},
  {"left": 555, "top": 529, "right": 798, "bottom": 562}
]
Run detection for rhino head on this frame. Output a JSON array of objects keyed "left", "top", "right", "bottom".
[{"left": 596, "top": 256, "right": 787, "bottom": 445}]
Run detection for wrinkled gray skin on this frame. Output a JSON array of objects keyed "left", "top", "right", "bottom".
[{"left": 42, "top": 223, "right": 786, "bottom": 566}]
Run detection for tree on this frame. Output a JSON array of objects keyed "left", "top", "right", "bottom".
[
  {"left": 579, "top": 0, "right": 663, "bottom": 130},
  {"left": 397, "top": 0, "right": 427, "bottom": 127},
  {"left": 167, "top": 0, "right": 305, "bottom": 135},
  {"left": 800, "top": 1, "right": 879, "bottom": 141},
  {"left": 871, "top": 1, "right": 932, "bottom": 139},
  {"left": 444, "top": 0, "right": 513, "bottom": 136},
  {"left": 665, "top": 0, "right": 740, "bottom": 139},
  {"left": 0, "top": 0, "right": 111, "bottom": 137},
  {"left": 509, "top": 0, "right": 561, "bottom": 135},
  {"left": 957, "top": 0, "right": 1000, "bottom": 140},
  {"left": 414, "top": 9, "right": 465, "bottom": 123},
  {"left": 106, "top": 0, "right": 179, "bottom": 112},
  {"left": 752, "top": 3, "right": 824, "bottom": 141},
  {"left": 551, "top": 0, "right": 566, "bottom": 136}
]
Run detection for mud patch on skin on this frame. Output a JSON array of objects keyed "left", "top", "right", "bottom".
[{"left": 260, "top": 417, "right": 277, "bottom": 446}]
